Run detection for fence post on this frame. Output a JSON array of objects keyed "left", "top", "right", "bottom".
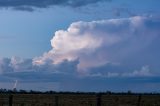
[
  {"left": 137, "top": 94, "right": 141, "bottom": 106},
  {"left": 96, "top": 93, "right": 102, "bottom": 106},
  {"left": 9, "top": 95, "right": 13, "bottom": 106},
  {"left": 55, "top": 96, "right": 58, "bottom": 106}
]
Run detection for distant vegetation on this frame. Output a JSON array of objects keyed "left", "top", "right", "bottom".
[{"left": 0, "top": 88, "right": 160, "bottom": 95}]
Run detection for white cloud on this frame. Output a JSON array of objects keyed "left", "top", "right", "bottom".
[
  {"left": 88, "top": 65, "right": 154, "bottom": 78},
  {"left": 33, "top": 16, "right": 160, "bottom": 72},
  {"left": 122, "top": 66, "right": 153, "bottom": 77}
]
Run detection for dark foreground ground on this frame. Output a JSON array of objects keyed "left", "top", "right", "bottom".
[{"left": 0, "top": 93, "right": 160, "bottom": 106}]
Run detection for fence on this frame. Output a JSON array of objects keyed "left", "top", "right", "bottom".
[{"left": 0, "top": 94, "right": 160, "bottom": 106}]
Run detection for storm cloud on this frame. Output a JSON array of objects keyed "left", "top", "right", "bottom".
[
  {"left": 1, "top": 15, "right": 160, "bottom": 91},
  {"left": 34, "top": 16, "right": 160, "bottom": 73},
  {"left": 0, "top": 0, "right": 111, "bottom": 11},
  {"left": 0, "top": 56, "right": 78, "bottom": 74},
  {"left": 1, "top": 16, "right": 160, "bottom": 75}
]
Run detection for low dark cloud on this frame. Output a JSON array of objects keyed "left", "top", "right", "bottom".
[
  {"left": 1, "top": 71, "right": 160, "bottom": 92},
  {"left": 0, "top": 0, "right": 112, "bottom": 11},
  {"left": 0, "top": 56, "right": 79, "bottom": 74},
  {"left": 0, "top": 58, "right": 13, "bottom": 73},
  {"left": 112, "top": 7, "right": 136, "bottom": 17}
]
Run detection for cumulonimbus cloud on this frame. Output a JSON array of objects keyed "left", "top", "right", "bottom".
[
  {"left": 1, "top": 15, "right": 160, "bottom": 91},
  {"left": 33, "top": 16, "right": 160, "bottom": 73},
  {"left": 0, "top": 16, "right": 160, "bottom": 76}
]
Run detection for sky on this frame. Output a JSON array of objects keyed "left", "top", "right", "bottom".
[{"left": 0, "top": 0, "right": 160, "bottom": 92}]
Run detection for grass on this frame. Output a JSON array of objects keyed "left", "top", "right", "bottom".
[{"left": 0, "top": 93, "right": 160, "bottom": 106}]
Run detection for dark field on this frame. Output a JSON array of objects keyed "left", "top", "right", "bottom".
[{"left": 0, "top": 94, "right": 160, "bottom": 106}]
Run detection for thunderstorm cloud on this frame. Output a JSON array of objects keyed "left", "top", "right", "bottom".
[
  {"left": 34, "top": 16, "right": 160, "bottom": 73},
  {"left": 0, "top": 0, "right": 111, "bottom": 11},
  {"left": 1, "top": 16, "right": 160, "bottom": 91}
]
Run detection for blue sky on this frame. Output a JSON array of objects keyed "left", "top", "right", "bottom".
[{"left": 0, "top": 0, "right": 160, "bottom": 92}]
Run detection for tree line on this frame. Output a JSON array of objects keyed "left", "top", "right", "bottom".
[{"left": 0, "top": 88, "right": 160, "bottom": 95}]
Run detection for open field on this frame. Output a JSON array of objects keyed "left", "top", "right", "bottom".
[{"left": 0, "top": 93, "right": 160, "bottom": 106}]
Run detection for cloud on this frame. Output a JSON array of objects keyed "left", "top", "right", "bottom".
[
  {"left": 0, "top": 56, "right": 78, "bottom": 74},
  {"left": 34, "top": 16, "right": 160, "bottom": 73},
  {"left": 0, "top": 0, "right": 112, "bottom": 11},
  {"left": 112, "top": 7, "right": 136, "bottom": 17},
  {"left": 122, "top": 66, "right": 153, "bottom": 77},
  {"left": 0, "top": 58, "right": 13, "bottom": 74},
  {"left": 88, "top": 65, "right": 154, "bottom": 78},
  {"left": 1, "top": 16, "right": 160, "bottom": 91},
  {"left": 1, "top": 15, "right": 160, "bottom": 77},
  {"left": 0, "top": 57, "right": 34, "bottom": 74},
  {"left": 10, "top": 57, "right": 33, "bottom": 72},
  {"left": 1, "top": 67, "right": 160, "bottom": 92}
]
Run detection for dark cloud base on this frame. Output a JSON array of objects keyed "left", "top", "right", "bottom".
[
  {"left": 0, "top": 0, "right": 112, "bottom": 11},
  {"left": 1, "top": 71, "right": 160, "bottom": 92}
]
